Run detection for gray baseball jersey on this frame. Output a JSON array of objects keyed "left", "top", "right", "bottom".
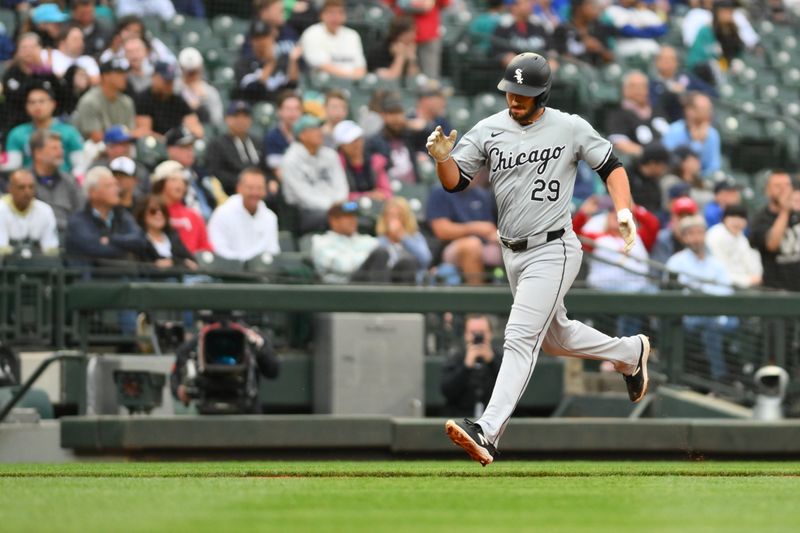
[{"left": 451, "top": 108, "right": 612, "bottom": 239}]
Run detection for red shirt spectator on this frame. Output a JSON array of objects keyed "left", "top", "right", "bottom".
[
  {"left": 151, "top": 160, "right": 213, "bottom": 254},
  {"left": 573, "top": 196, "right": 660, "bottom": 252},
  {"left": 386, "top": 0, "right": 451, "bottom": 43}
]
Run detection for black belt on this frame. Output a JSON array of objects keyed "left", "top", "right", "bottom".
[{"left": 500, "top": 228, "right": 565, "bottom": 252}]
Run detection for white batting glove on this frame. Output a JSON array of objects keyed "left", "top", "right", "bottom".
[
  {"left": 617, "top": 208, "right": 636, "bottom": 253},
  {"left": 426, "top": 125, "right": 457, "bottom": 163}
]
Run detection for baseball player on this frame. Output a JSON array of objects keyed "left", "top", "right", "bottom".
[{"left": 427, "top": 53, "right": 650, "bottom": 466}]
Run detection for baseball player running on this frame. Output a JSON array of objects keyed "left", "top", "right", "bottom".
[{"left": 428, "top": 53, "right": 650, "bottom": 466}]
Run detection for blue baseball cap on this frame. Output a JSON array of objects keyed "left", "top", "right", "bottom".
[
  {"left": 153, "top": 61, "right": 177, "bottom": 81},
  {"left": 103, "top": 125, "right": 135, "bottom": 145},
  {"left": 31, "top": 4, "right": 69, "bottom": 24},
  {"left": 226, "top": 100, "right": 251, "bottom": 116},
  {"left": 328, "top": 200, "right": 359, "bottom": 217}
]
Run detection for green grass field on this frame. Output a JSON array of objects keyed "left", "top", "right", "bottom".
[{"left": 1, "top": 461, "right": 799, "bottom": 532}]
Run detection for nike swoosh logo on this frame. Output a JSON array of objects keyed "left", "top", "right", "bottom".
[{"left": 490, "top": 131, "right": 502, "bottom": 138}]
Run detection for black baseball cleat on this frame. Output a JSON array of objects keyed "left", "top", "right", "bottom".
[
  {"left": 445, "top": 418, "right": 497, "bottom": 466},
  {"left": 624, "top": 334, "right": 651, "bottom": 403}
]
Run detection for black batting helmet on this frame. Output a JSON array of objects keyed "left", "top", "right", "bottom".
[{"left": 497, "top": 52, "right": 551, "bottom": 108}]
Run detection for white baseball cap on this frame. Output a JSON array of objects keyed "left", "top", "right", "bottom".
[
  {"left": 332, "top": 120, "right": 364, "bottom": 147},
  {"left": 151, "top": 160, "right": 187, "bottom": 184},
  {"left": 178, "top": 47, "right": 203, "bottom": 72},
  {"left": 109, "top": 156, "right": 136, "bottom": 176}
]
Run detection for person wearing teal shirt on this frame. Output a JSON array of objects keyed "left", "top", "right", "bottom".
[{"left": 4, "top": 86, "right": 84, "bottom": 174}]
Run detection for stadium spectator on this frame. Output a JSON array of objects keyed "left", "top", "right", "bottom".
[
  {"left": 334, "top": 120, "right": 392, "bottom": 202},
  {"left": 661, "top": 92, "right": 721, "bottom": 176},
  {"left": 45, "top": 24, "right": 100, "bottom": 85},
  {"left": 109, "top": 156, "right": 140, "bottom": 213},
  {"left": 99, "top": 15, "right": 176, "bottom": 66},
  {"left": 440, "top": 314, "right": 502, "bottom": 418},
  {"left": 572, "top": 195, "right": 660, "bottom": 253},
  {"left": 123, "top": 36, "right": 153, "bottom": 94},
  {"left": 605, "top": 71, "right": 669, "bottom": 157},
  {"left": 490, "top": 0, "right": 551, "bottom": 67},
  {"left": 134, "top": 194, "right": 197, "bottom": 270},
  {"left": 586, "top": 203, "right": 652, "bottom": 337},
  {"left": 280, "top": 115, "right": 349, "bottom": 233},
  {"left": 29, "top": 130, "right": 84, "bottom": 232},
  {"left": 321, "top": 90, "right": 350, "bottom": 149},
  {"left": 426, "top": 181, "right": 501, "bottom": 285},
  {"left": 408, "top": 83, "right": 453, "bottom": 155},
  {"left": 176, "top": 47, "right": 224, "bottom": 128},
  {"left": 115, "top": 0, "right": 176, "bottom": 21},
  {"left": 312, "top": 200, "right": 414, "bottom": 283},
  {"left": 552, "top": 0, "right": 614, "bottom": 66},
  {"left": 682, "top": 0, "right": 759, "bottom": 51},
  {"left": 64, "top": 166, "right": 146, "bottom": 262},
  {"left": 135, "top": 61, "right": 204, "bottom": 140},
  {"left": 366, "top": 92, "right": 421, "bottom": 184},
  {"left": 205, "top": 101, "right": 265, "bottom": 197},
  {"left": 163, "top": 127, "right": 225, "bottom": 221},
  {"left": 666, "top": 215, "right": 736, "bottom": 381},
  {"left": 749, "top": 171, "right": 800, "bottom": 291},
  {"left": 172, "top": 0, "right": 206, "bottom": 18},
  {"left": 2, "top": 33, "right": 65, "bottom": 133},
  {"left": 686, "top": 0, "right": 747, "bottom": 80},
  {"left": 251, "top": 0, "right": 300, "bottom": 60},
  {"left": 0, "top": 169, "right": 59, "bottom": 256},
  {"left": 659, "top": 146, "right": 714, "bottom": 212},
  {"left": 704, "top": 177, "right": 741, "bottom": 228},
  {"left": 386, "top": 0, "right": 451, "bottom": 78},
  {"left": 234, "top": 20, "right": 301, "bottom": 103},
  {"left": 150, "top": 160, "right": 213, "bottom": 254},
  {"left": 375, "top": 197, "right": 432, "bottom": 280},
  {"left": 263, "top": 91, "right": 303, "bottom": 180},
  {"left": 4, "top": 85, "right": 84, "bottom": 174},
  {"left": 366, "top": 15, "right": 419, "bottom": 81},
  {"left": 706, "top": 205, "right": 762, "bottom": 289},
  {"left": 649, "top": 45, "right": 717, "bottom": 123},
  {"left": 626, "top": 142, "right": 671, "bottom": 221},
  {"left": 92, "top": 125, "right": 150, "bottom": 191},
  {"left": 73, "top": 58, "right": 137, "bottom": 142},
  {"left": 299, "top": 0, "right": 366, "bottom": 81},
  {"left": 602, "top": 0, "right": 667, "bottom": 58},
  {"left": 467, "top": 0, "right": 504, "bottom": 55},
  {"left": 30, "top": 2, "right": 70, "bottom": 49},
  {"left": 208, "top": 169, "right": 280, "bottom": 262},
  {"left": 72, "top": 0, "right": 113, "bottom": 57},
  {"left": 651, "top": 196, "right": 698, "bottom": 265}
]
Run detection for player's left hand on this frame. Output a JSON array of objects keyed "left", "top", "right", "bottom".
[{"left": 617, "top": 208, "right": 636, "bottom": 253}]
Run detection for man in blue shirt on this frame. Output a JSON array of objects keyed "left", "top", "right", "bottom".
[
  {"left": 661, "top": 91, "right": 721, "bottom": 176},
  {"left": 665, "top": 214, "right": 736, "bottom": 381},
  {"left": 426, "top": 180, "right": 500, "bottom": 285}
]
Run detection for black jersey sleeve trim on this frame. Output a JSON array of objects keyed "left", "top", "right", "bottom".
[
  {"left": 596, "top": 153, "right": 622, "bottom": 183},
  {"left": 444, "top": 161, "right": 473, "bottom": 193},
  {"left": 592, "top": 147, "right": 613, "bottom": 172}
]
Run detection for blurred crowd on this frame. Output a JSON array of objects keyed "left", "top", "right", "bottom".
[{"left": 0, "top": 0, "right": 797, "bottom": 294}]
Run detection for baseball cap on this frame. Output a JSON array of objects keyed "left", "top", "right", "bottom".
[
  {"left": 328, "top": 200, "right": 360, "bottom": 217},
  {"left": 100, "top": 57, "right": 130, "bottom": 74},
  {"left": 226, "top": 100, "right": 252, "bottom": 116},
  {"left": 713, "top": 176, "right": 740, "bottom": 194},
  {"left": 103, "top": 125, "right": 135, "bottom": 145},
  {"left": 110, "top": 157, "right": 136, "bottom": 176},
  {"left": 678, "top": 214, "right": 707, "bottom": 233},
  {"left": 671, "top": 196, "right": 698, "bottom": 216},
  {"left": 379, "top": 92, "right": 405, "bottom": 113},
  {"left": 31, "top": 3, "right": 69, "bottom": 24},
  {"left": 151, "top": 160, "right": 187, "bottom": 184},
  {"left": 178, "top": 47, "right": 204, "bottom": 72},
  {"left": 292, "top": 114, "right": 323, "bottom": 136},
  {"left": 153, "top": 61, "right": 177, "bottom": 81},
  {"left": 165, "top": 126, "right": 195, "bottom": 147},
  {"left": 668, "top": 182, "right": 691, "bottom": 200},
  {"left": 639, "top": 142, "right": 670, "bottom": 165},
  {"left": 250, "top": 20, "right": 274, "bottom": 38},
  {"left": 332, "top": 120, "right": 364, "bottom": 147},
  {"left": 417, "top": 80, "right": 450, "bottom": 99}
]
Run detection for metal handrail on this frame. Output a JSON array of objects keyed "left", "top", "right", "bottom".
[{"left": 0, "top": 351, "right": 84, "bottom": 424}]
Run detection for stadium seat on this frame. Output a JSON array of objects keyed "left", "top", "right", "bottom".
[
  {"left": 211, "top": 15, "right": 249, "bottom": 39},
  {"left": 195, "top": 252, "right": 244, "bottom": 273},
  {"left": 278, "top": 231, "right": 297, "bottom": 253}
]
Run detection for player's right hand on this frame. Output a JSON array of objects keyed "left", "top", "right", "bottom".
[{"left": 426, "top": 125, "right": 457, "bottom": 163}]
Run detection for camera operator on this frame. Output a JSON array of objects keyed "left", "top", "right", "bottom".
[
  {"left": 170, "top": 318, "right": 280, "bottom": 414},
  {"left": 440, "top": 314, "right": 502, "bottom": 418}
]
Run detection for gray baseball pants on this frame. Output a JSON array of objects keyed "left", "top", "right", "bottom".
[{"left": 476, "top": 228, "right": 642, "bottom": 447}]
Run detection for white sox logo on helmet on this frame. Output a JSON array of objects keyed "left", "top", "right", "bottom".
[{"left": 514, "top": 68, "right": 524, "bottom": 84}]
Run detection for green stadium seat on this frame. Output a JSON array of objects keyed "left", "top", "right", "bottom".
[
  {"left": 195, "top": 252, "right": 244, "bottom": 273},
  {"left": 0, "top": 8, "right": 16, "bottom": 35},
  {"left": 278, "top": 231, "right": 297, "bottom": 253},
  {"left": 211, "top": 15, "right": 249, "bottom": 38}
]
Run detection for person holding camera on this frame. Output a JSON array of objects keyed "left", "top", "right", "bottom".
[{"left": 440, "top": 315, "right": 502, "bottom": 418}]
